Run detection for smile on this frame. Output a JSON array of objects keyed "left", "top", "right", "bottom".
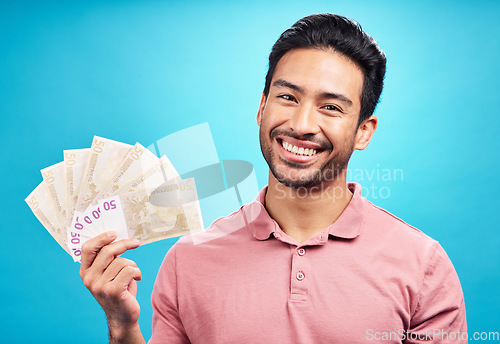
[
  {"left": 281, "top": 140, "right": 317, "bottom": 156},
  {"left": 276, "top": 137, "right": 325, "bottom": 164}
]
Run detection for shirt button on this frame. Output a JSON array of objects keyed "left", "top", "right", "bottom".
[
  {"left": 296, "top": 271, "right": 305, "bottom": 281},
  {"left": 297, "top": 248, "right": 306, "bottom": 256}
]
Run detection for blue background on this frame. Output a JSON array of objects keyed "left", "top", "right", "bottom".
[{"left": 1, "top": 1, "right": 499, "bottom": 342}]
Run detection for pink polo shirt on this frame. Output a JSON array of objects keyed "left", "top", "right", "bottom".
[{"left": 149, "top": 183, "right": 466, "bottom": 343}]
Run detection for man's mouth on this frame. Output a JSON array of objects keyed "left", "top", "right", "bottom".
[
  {"left": 276, "top": 137, "right": 325, "bottom": 162},
  {"left": 281, "top": 139, "right": 318, "bottom": 156}
]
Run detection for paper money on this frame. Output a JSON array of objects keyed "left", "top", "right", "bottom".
[
  {"left": 64, "top": 148, "right": 90, "bottom": 227},
  {"left": 93, "top": 143, "right": 160, "bottom": 203},
  {"left": 121, "top": 155, "right": 179, "bottom": 193},
  {"left": 25, "top": 181, "right": 68, "bottom": 253},
  {"left": 76, "top": 143, "right": 162, "bottom": 236},
  {"left": 76, "top": 153, "right": 181, "bottom": 243},
  {"left": 79, "top": 202, "right": 104, "bottom": 235},
  {"left": 97, "top": 178, "right": 203, "bottom": 245},
  {"left": 41, "top": 162, "right": 67, "bottom": 229},
  {"left": 68, "top": 137, "right": 132, "bottom": 260},
  {"left": 74, "top": 136, "right": 132, "bottom": 213},
  {"left": 27, "top": 136, "right": 204, "bottom": 262}
]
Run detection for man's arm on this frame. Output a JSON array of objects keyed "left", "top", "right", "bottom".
[
  {"left": 80, "top": 231, "right": 146, "bottom": 344},
  {"left": 407, "top": 242, "right": 467, "bottom": 343}
]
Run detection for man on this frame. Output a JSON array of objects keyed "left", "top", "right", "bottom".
[{"left": 80, "top": 13, "right": 467, "bottom": 343}]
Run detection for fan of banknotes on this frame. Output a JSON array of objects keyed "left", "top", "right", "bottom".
[{"left": 25, "top": 136, "right": 204, "bottom": 262}]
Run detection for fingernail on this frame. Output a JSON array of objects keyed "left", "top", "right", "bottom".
[
  {"left": 133, "top": 239, "right": 141, "bottom": 245},
  {"left": 107, "top": 231, "right": 116, "bottom": 238}
]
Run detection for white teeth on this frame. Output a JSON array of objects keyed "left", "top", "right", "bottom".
[{"left": 281, "top": 140, "right": 318, "bottom": 156}]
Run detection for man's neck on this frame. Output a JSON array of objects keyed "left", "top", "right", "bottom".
[{"left": 264, "top": 171, "right": 353, "bottom": 244}]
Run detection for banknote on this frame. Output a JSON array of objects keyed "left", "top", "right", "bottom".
[
  {"left": 64, "top": 148, "right": 90, "bottom": 228},
  {"left": 79, "top": 202, "right": 104, "bottom": 235},
  {"left": 76, "top": 178, "right": 203, "bottom": 261},
  {"left": 68, "top": 137, "right": 132, "bottom": 260},
  {"left": 27, "top": 136, "right": 204, "bottom": 262},
  {"left": 66, "top": 211, "right": 97, "bottom": 259},
  {"left": 98, "top": 177, "right": 203, "bottom": 245},
  {"left": 74, "top": 136, "right": 133, "bottom": 214},
  {"left": 86, "top": 145, "right": 174, "bottom": 235},
  {"left": 121, "top": 155, "right": 179, "bottom": 193},
  {"left": 41, "top": 162, "right": 67, "bottom": 229},
  {"left": 93, "top": 143, "right": 160, "bottom": 204},
  {"left": 25, "top": 181, "right": 68, "bottom": 253}
]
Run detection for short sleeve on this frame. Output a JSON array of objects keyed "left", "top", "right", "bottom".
[
  {"left": 148, "top": 243, "right": 190, "bottom": 344},
  {"left": 407, "top": 243, "right": 467, "bottom": 343}
]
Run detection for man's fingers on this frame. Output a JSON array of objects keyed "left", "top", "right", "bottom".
[
  {"left": 100, "top": 257, "right": 138, "bottom": 283},
  {"left": 80, "top": 231, "right": 117, "bottom": 273},
  {"left": 113, "top": 265, "right": 142, "bottom": 289},
  {"left": 89, "top": 238, "right": 141, "bottom": 276},
  {"left": 100, "top": 265, "right": 142, "bottom": 299}
]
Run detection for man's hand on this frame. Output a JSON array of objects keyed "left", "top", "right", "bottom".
[{"left": 80, "top": 231, "right": 146, "bottom": 344}]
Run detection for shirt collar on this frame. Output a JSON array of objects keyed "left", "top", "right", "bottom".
[{"left": 246, "top": 182, "right": 365, "bottom": 242}]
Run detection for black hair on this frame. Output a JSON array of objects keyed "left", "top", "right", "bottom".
[{"left": 264, "top": 13, "right": 386, "bottom": 125}]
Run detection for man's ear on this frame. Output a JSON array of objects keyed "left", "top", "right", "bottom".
[
  {"left": 256, "top": 93, "right": 266, "bottom": 126},
  {"left": 354, "top": 115, "right": 378, "bottom": 150}
]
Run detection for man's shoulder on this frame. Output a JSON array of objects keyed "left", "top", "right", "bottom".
[
  {"left": 358, "top": 198, "right": 456, "bottom": 287},
  {"left": 362, "top": 197, "right": 438, "bottom": 248}
]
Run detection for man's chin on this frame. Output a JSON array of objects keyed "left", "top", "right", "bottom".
[
  {"left": 272, "top": 169, "right": 322, "bottom": 189},
  {"left": 279, "top": 180, "right": 321, "bottom": 189}
]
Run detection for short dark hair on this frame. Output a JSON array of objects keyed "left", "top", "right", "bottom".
[{"left": 264, "top": 13, "right": 386, "bottom": 125}]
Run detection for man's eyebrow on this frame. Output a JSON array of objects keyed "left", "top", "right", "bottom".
[
  {"left": 272, "top": 79, "right": 305, "bottom": 94},
  {"left": 319, "top": 91, "right": 353, "bottom": 106}
]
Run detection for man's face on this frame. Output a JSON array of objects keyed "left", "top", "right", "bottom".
[{"left": 258, "top": 48, "right": 366, "bottom": 189}]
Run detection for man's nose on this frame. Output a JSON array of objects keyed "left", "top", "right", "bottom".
[{"left": 288, "top": 103, "right": 320, "bottom": 136}]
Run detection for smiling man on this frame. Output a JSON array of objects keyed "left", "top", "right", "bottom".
[
  {"left": 80, "top": 14, "right": 467, "bottom": 344},
  {"left": 258, "top": 46, "right": 374, "bottom": 245}
]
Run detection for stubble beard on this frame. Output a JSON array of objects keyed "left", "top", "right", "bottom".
[{"left": 259, "top": 127, "right": 354, "bottom": 189}]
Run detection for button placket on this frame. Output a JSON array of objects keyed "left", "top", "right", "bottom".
[{"left": 290, "top": 246, "right": 310, "bottom": 301}]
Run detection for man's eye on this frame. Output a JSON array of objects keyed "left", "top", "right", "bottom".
[
  {"left": 323, "top": 104, "right": 341, "bottom": 112},
  {"left": 278, "top": 94, "right": 296, "bottom": 101}
]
